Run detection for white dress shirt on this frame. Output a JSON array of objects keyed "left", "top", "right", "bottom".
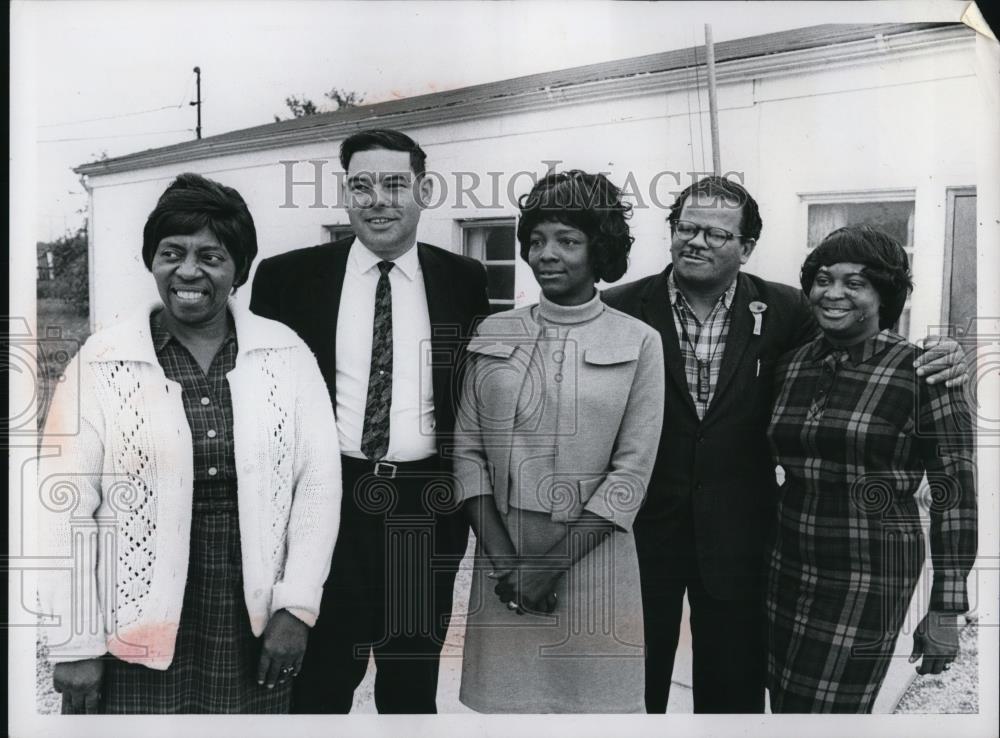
[{"left": 335, "top": 240, "right": 437, "bottom": 461}]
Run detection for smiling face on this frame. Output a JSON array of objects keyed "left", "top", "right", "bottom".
[
  {"left": 808, "top": 262, "right": 882, "bottom": 345},
  {"left": 527, "top": 220, "right": 596, "bottom": 306},
  {"left": 343, "top": 147, "right": 431, "bottom": 260},
  {"left": 670, "top": 199, "right": 755, "bottom": 294},
  {"left": 151, "top": 226, "right": 236, "bottom": 331}
]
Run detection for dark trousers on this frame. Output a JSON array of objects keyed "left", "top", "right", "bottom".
[
  {"left": 293, "top": 456, "right": 468, "bottom": 714},
  {"left": 636, "top": 514, "right": 766, "bottom": 714}
]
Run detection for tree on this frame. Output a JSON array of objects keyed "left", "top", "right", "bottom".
[
  {"left": 324, "top": 87, "right": 364, "bottom": 110},
  {"left": 274, "top": 88, "right": 364, "bottom": 122},
  {"left": 36, "top": 225, "right": 89, "bottom": 313}
]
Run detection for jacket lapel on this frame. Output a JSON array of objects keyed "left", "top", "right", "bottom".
[
  {"left": 417, "top": 243, "right": 458, "bottom": 420},
  {"left": 308, "top": 240, "right": 351, "bottom": 389},
  {"left": 644, "top": 267, "right": 698, "bottom": 418},
  {"left": 706, "top": 272, "right": 758, "bottom": 421}
]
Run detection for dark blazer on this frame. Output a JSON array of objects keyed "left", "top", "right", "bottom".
[
  {"left": 249, "top": 236, "right": 491, "bottom": 448},
  {"left": 602, "top": 265, "right": 817, "bottom": 600}
]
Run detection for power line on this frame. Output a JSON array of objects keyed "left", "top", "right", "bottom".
[
  {"left": 38, "top": 129, "right": 194, "bottom": 144},
  {"left": 178, "top": 72, "right": 195, "bottom": 108},
  {"left": 38, "top": 104, "right": 186, "bottom": 129}
]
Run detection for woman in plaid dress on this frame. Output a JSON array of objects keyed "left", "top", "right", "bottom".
[
  {"left": 39, "top": 174, "right": 341, "bottom": 713},
  {"left": 765, "top": 226, "right": 977, "bottom": 713}
]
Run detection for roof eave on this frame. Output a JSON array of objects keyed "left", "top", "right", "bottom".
[{"left": 75, "top": 22, "right": 969, "bottom": 178}]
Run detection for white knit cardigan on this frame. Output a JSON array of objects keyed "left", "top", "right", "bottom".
[{"left": 37, "top": 300, "right": 342, "bottom": 670}]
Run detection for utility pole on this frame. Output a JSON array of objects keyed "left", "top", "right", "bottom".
[
  {"left": 190, "top": 66, "right": 202, "bottom": 140},
  {"left": 704, "top": 25, "right": 721, "bottom": 176}
]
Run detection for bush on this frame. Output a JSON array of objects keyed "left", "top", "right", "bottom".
[{"left": 37, "top": 228, "right": 89, "bottom": 313}]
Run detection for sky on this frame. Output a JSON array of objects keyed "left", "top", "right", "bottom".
[{"left": 13, "top": 0, "right": 965, "bottom": 241}]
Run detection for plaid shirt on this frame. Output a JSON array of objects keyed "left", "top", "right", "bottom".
[
  {"left": 667, "top": 271, "right": 738, "bottom": 419},
  {"left": 150, "top": 310, "right": 238, "bottom": 484}
]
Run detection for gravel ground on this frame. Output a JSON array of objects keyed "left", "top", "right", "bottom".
[
  {"left": 35, "top": 581, "right": 980, "bottom": 715},
  {"left": 36, "top": 634, "right": 61, "bottom": 715},
  {"left": 893, "top": 620, "right": 979, "bottom": 714}
]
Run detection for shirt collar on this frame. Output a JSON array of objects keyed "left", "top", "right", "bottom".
[
  {"left": 351, "top": 238, "right": 420, "bottom": 281},
  {"left": 808, "top": 328, "right": 902, "bottom": 364},
  {"left": 150, "top": 308, "right": 173, "bottom": 353},
  {"left": 667, "top": 269, "right": 738, "bottom": 312},
  {"left": 149, "top": 307, "right": 236, "bottom": 355}
]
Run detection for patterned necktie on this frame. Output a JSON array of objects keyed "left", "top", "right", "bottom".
[{"left": 361, "top": 260, "right": 395, "bottom": 461}]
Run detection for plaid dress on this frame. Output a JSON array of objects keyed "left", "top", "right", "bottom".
[
  {"left": 765, "top": 330, "right": 976, "bottom": 713},
  {"left": 65, "top": 310, "right": 291, "bottom": 713}
]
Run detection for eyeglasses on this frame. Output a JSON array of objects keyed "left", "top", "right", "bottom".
[{"left": 671, "top": 220, "right": 749, "bottom": 248}]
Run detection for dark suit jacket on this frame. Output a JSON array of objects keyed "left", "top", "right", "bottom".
[
  {"left": 249, "top": 236, "right": 491, "bottom": 453},
  {"left": 602, "top": 265, "right": 817, "bottom": 600}
]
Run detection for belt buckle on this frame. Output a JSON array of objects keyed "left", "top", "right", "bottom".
[{"left": 374, "top": 461, "right": 398, "bottom": 479}]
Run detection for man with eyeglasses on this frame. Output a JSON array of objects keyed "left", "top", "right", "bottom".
[{"left": 602, "top": 175, "right": 964, "bottom": 713}]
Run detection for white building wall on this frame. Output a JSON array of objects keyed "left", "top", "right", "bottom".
[{"left": 86, "top": 36, "right": 977, "bottom": 338}]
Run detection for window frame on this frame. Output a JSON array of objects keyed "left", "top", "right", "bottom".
[
  {"left": 459, "top": 217, "right": 518, "bottom": 312},
  {"left": 323, "top": 224, "right": 354, "bottom": 243},
  {"left": 798, "top": 189, "right": 916, "bottom": 338}
]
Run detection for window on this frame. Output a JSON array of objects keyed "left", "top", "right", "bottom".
[
  {"left": 323, "top": 224, "right": 354, "bottom": 243},
  {"left": 803, "top": 193, "right": 915, "bottom": 337},
  {"left": 461, "top": 219, "right": 516, "bottom": 312}
]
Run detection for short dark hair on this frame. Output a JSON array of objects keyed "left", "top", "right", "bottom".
[
  {"left": 142, "top": 173, "right": 258, "bottom": 288},
  {"left": 339, "top": 128, "right": 427, "bottom": 178},
  {"left": 800, "top": 225, "right": 913, "bottom": 330},
  {"left": 516, "top": 170, "right": 634, "bottom": 283},
  {"left": 667, "top": 175, "right": 763, "bottom": 242}
]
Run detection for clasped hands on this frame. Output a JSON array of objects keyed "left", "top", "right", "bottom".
[{"left": 488, "top": 557, "right": 563, "bottom": 616}]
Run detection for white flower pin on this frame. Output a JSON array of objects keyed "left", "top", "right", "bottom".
[{"left": 749, "top": 301, "right": 768, "bottom": 336}]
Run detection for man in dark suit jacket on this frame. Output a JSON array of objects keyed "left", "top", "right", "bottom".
[
  {"left": 603, "top": 176, "right": 813, "bottom": 713},
  {"left": 603, "top": 176, "right": 965, "bottom": 714},
  {"left": 250, "top": 129, "right": 490, "bottom": 713}
]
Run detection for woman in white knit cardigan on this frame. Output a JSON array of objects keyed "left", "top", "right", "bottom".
[{"left": 37, "top": 173, "right": 342, "bottom": 713}]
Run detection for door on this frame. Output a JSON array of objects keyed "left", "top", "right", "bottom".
[{"left": 941, "top": 187, "right": 977, "bottom": 336}]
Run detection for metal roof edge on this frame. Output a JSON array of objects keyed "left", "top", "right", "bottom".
[{"left": 75, "top": 22, "right": 968, "bottom": 178}]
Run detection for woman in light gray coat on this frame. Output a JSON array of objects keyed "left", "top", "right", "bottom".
[{"left": 454, "top": 171, "right": 665, "bottom": 713}]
